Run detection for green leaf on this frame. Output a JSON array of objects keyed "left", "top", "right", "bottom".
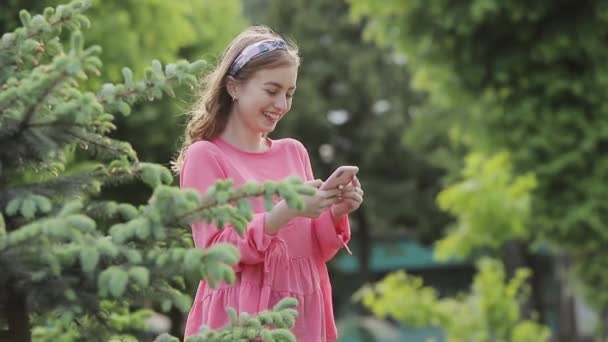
[
  {"left": 270, "top": 329, "right": 295, "bottom": 342},
  {"left": 59, "top": 201, "right": 84, "bottom": 216},
  {"left": 135, "top": 222, "right": 150, "bottom": 239},
  {"left": 153, "top": 333, "right": 180, "bottom": 342},
  {"left": 33, "top": 195, "right": 52, "bottom": 213},
  {"left": 109, "top": 268, "right": 129, "bottom": 297},
  {"left": 121, "top": 67, "right": 133, "bottom": 84},
  {"left": 19, "top": 10, "right": 32, "bottom": 27},
  {"left": 204, "top": 243, "right": 239, "bottom": 264},
  {"left": 117, "top": 101, "right": 131, "bottom": 115},
  {"left": 70, "top": 31, "right": 84, "bottom": 52},
  {"left": 67, "top": 215, "right": 96, "bottom": 231},
  {"left": 5, "top": 198, "right": 21, "bottom": 216},
  {"left": 260, "top": 330, "right": 273, "bottom": 342},
  {"left": 0, "top": 214, "right": 5, "bottom": 239},
  {"left": 129, "top": 266, "right": 149, "bottom": 287},
  {"left": 184, "top": 248, "right": 202, "bottom": 271},
  {"left": 187, "top": 60, "right": 207, "bottom": 73},
  {"left": 20, "top": 199, "right": 36, "bottom": 220},
  {"left": 64, "top": 289, "right": 77, "bottom": 301},
  {"left": 273, "top": 297, "right": 298, "bottom": 311},
  {"left": 125, "top": 249, "right": 142, "bottom": 264},
  {"left": 174, "top": 293, "right": 192, "bottom": 313},
  {"left": 161, "top": 299, "right": 172, "bottom": 312},
  {"left": 227, "top": 307, "right": 238, "bottom": 323},
  {"left": 80, "top": 248, "right": 100, "bottom": 273},
  {"left": 118, "top": 204, "right": 138, "bottom": 220}
]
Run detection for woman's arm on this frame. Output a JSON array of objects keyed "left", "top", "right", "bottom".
[
  {"left": 181, "top": 141, "right": 288, "bottom": 267},
  {"left": 294, "top": 141, "right": 352, "bottom": 262}
]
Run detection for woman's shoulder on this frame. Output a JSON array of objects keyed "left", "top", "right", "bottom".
[
  {"left": 184, "top": 140, "right": 225, "bottom": 163},
  {"left": 272, "top": 137, "right": 307, "bottom": 153}
]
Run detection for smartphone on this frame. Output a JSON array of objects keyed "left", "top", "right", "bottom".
[{"left": 320, "top": 166, "right": 359, "bottom": 190}]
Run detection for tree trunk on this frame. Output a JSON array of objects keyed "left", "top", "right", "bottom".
[
  {"left": 6, "top": 285, "right": 31, "bottom": 342},
  {"left": 501, "top": 240, "right": 544, "bottom": 322},
  {"left": 169, "top": 307, "right": 183, "bottom": 338},
  {"left": 602, "top": 309, "right": 608, "bottom": 340},
  {"left": 555, "top": 254, "right": 578, "bottom": 342},
  {"left": 354, "top": 208, "right": 371, "bottom": 282}
]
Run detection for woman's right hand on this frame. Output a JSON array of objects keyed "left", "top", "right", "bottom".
[
  {"left": 295, "top": 179, "right": 341, "bottom": 218},
  {"left": 264, "top": 179, "right": 340, "bottom": 235}
]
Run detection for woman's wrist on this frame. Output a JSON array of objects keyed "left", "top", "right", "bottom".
[
  {"left": 330, "top": 206, "right": 346, "bottom": 225},
  {"left": 264, "top": 200, "right": 296, "bottom": 235}
]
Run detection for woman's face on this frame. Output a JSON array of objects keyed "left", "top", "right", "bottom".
[{"left": 230, "top": 64, "right": 298, "bottom": 134}]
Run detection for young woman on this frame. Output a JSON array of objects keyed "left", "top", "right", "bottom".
[{"left": 174, "top": 26, "right": 364, "bottom": 342}]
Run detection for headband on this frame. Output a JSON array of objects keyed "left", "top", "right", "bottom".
[{"left": 228, "top": 39, "right": 288, "bottom": 76}]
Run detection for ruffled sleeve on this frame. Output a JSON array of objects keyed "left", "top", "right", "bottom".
[
  {"left": 180, "top": 141, "right": 286, "bottom": 270},
  {"left": 294, "top": 140, "right": 352, "bottom": 262},
  {"left": 312, "top": 210, "right": 351, "bottom": 262}
]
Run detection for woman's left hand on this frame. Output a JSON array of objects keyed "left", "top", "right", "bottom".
[{"left": 330, "top": 175, "right": 364, "bottom": 220}]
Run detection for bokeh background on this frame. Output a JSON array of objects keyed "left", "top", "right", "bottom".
[{"left": 3, "top": 0, "right": 607, "bottom": 341}]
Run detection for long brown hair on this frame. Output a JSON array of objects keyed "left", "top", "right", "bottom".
[{"left": 172, "top": 26, "right": 300, "bottom": 173}]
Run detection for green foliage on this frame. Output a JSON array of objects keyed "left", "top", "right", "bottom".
[
  {"left": 31, "top": 301, "right": 153, "bottom": 341},
  {"left": 355, "top": 258, "right": 551, "bottom": 342},
  {"left": 348, "top": 0, "right": 608, "bottom": 307},
  {"left": 0, "top": 1, "right": 297, "bottom": 340},
  {"left": 434, "top": 152, "right": 537, "bottom": 260},
  {"left": 78, "top": 0, "right": 247, "bottom": 168},
  {"left": 182, "top": 297, "right": 299, "bottom": 342}
]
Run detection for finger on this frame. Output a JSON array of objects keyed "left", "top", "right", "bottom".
[
  {"left": 340, "top": 191, "right": 362, "bottom": 203},
  {"left": 340, "top": 184, "right": 356, "bottom": 192},
  {"left": 323, "top": 197, "right": 341, "bottom": 207},
  {"left": 342, "top": 184, "right": 364, "bottom": 198},
  {"left": 352, "top": 175, "right": 361, "bottom": 188},
  {"left": 321, "top": 189, "right": 342, "bottom": 198},
  {"left": 305, "top": 179, "right": 323, "bottom": 188},
  {"left": 356, "top": 187, "right": 364, "bottom": 197}
]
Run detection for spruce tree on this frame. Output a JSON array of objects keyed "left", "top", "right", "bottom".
[{"left": 0, "top": 1, "right": 303, "bottom": 340}]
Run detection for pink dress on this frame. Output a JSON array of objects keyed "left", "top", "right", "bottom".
[{"left": 180, "top": 137, "right": 351, "bottom": 342}]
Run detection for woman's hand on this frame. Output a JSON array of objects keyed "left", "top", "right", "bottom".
[
  {"left": 265, "top": 179, "right": 340, "bottom": 235},
  {"left": 296, "top": 179, "right": 342, "bottom": 218},
  {"left": 330, "top": 176, "right": 364, "bottom": 221}
]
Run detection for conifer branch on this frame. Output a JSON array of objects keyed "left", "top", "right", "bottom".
[{"left": 0, "top": 72, "right": 67, "bottom": 143}]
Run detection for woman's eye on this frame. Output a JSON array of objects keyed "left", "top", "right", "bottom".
[{"left": 265, "top": 89, "right": 277, "bottom": 96}]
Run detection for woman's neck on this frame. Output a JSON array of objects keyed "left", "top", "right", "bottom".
[{"left": 221, "top": 117, "right": 268, "bottom": 152}]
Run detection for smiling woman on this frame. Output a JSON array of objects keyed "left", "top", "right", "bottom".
[
  {"left": 173, "top": 26, "right": 365, "bottom": 342},
  {"left": 224, "top": 64, "right": 298, "bottom": 146}
]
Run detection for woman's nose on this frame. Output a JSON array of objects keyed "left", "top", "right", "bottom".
[{"left": 274, "top": 95, "right": 288, "bottom": 111}]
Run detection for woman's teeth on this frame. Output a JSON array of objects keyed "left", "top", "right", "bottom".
[{"left": 264, "top": 112, "right": 280, "bottom": 120}]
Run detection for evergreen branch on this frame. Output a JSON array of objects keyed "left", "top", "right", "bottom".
[
  {"left": 0, "top": 1, "right": 91, "bottom": 88},
  {"left": 176, "top": 178, "right": 312, "bottom": 224},
  {"left": 0, "top": 164, "right": 140, "bottom": 210},
  {"left": 177, "top": 186, "right": 266, "bottom": 222},
  {"left": 0, "top": 0, "right": 91, "bottom": 52},
  {"left": 60, "top": 128, "right": 137, "bottom": 161},
  {"left": 0, "top": 171, "right": 96, "bottom": 208},
  {"left": 185, "top": 297, "right": 298, "bottom": 342},
  {"left": 0, "top": 71, "right": 67, "bottom": 143},
  {"left": 28, "top": 121, "right": 90, "bottom": 130},
  {"left": 96, "top": 60, "right": 204, "bottom": 116}
]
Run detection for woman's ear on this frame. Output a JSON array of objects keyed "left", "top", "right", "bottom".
[{"left": 226, "top": 76, "right": 238, "bottom": 100}]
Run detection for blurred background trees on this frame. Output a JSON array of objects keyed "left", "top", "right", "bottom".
[{"left": 347, "top": 0, "right": 608, "bottom": 340}]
